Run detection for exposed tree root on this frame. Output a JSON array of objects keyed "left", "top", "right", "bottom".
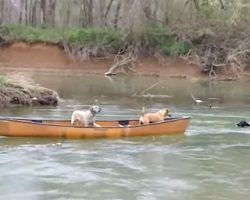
[
  {"left": 105, "top": 45, "right": 138, "bottom": 76},
  {"left": 177, "top": 24, "right": 250, "bottom": 78},
  {"left": 63, "top": 42, "right": 113, "bottom": 61}
]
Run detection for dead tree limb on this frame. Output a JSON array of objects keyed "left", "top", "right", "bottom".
[
  {"left": 105, "top": 45, "right": 138, "bottom": 76},
  {"left": 105, "top": 56, "right": 137, "bottom": 76},
  {"left": 135, "top": 80, "right": 163, "bottom": 96}
]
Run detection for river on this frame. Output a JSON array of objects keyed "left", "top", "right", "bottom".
[{"left": 0, "top": 73, "right": 250, "bottom": 200}]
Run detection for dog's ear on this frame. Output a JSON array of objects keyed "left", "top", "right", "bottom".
[
  {"left": 164, "top": 108, "right": 169, "bottom": 116},
  {"left": 98, "top": 106, "right": 102, "bottom": 112}
]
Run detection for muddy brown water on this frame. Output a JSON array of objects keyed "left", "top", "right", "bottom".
[{"left": 0, "top": 72, "right": 250, "bottom": 200}]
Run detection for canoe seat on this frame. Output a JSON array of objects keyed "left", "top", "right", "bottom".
[
  {"left": 31, "top": 120, "right": 43, "bottom": 123},
  {"left": 118, "top": 120, "right": 129, "bottom": 127}
]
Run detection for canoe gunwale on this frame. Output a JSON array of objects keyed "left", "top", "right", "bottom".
[{"left": 0, "top": 116, "right": 191, "bottom": 129}]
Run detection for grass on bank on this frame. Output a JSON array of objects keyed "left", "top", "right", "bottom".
[{"left": 0, "top": 25, "right": 191, "bottom": 56}]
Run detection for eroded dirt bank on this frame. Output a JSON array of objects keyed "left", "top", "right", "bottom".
[{"left": 0, "top": 42, "right": 205, "bottom": 79}]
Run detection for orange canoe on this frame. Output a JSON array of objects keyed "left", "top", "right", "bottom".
[{"left": 0, "top": 117, "right": 191, "bottom": 139}]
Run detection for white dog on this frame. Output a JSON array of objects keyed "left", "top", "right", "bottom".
[{"left": 71, "top": 105, "right": 101, "bottom": 127}]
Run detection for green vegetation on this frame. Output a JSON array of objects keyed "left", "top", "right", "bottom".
[
  {"left": 161, "top": 41, "right": 190, "bottom": 56},
  {"left": 0, "top": 25, "right": 191, "bottom": 57},
  {"left": 0, "top": 25, "right": 63, "bottom": 43},
  {"left": 66, "top": 28, "right": 124, "bottom": 53},
  {"left": 142, "top": 27, "right": 190, "bottom": 56}
]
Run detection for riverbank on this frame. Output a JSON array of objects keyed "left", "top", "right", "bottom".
[
  {"left": 1, "top": 25, "right": 250, "bottom": 80},
  {"left": 0, "top": 41, "right": 209, "bottom": 80}
]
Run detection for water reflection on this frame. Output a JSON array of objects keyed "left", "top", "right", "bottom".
[{"left": 31, "top": 73, "right": 250, "bottom": 105}]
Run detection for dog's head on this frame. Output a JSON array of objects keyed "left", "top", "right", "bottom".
[
  {"left": 90, "top": 105, "right": 102, "bottom": 115},
  {"left": 237, "top": 120, "right": 250, "bottom": 127},
  {"left": 158, "top": 108, "right": 169, "bottom": 117}
]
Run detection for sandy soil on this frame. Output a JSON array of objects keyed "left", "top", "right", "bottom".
[{"left": 0, "top": 42, "right": 206, "bottom": 79}]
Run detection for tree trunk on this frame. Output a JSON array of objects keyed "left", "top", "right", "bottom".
[
  {"left": 31, "top": 0, "right": 38, "bottom": 26},
  {"left": 153, "top": 0, "right": 158, "bottom": 19},
  {"left": 87, "top": 0, "right": 93, "bottom": 26},
  {"left": 218, "top": 0, "right": 225, "bottom": 10},
  {"left": 65, "top": 1, "right": 71, "bottom": 27},
  {"left": 80, "top": 0, "right": 88, "bottom": 27},
  {"left": 98, "top": 0, "right": 106, "bottom": 26},
  {"left": 18, "top": 0, "right": 23, "bottom": 24},
  {"left": 0, "top": 0, "right": 4, "bottom": 24},
  {"left": 143, "top": 0, "right": 151, "bottom": 22},
  {"left": 113, "top": 0, "right": 121, "bottom": 29},
  {"left": 29, "top": 0, "right": 33, "bottom": 26},
  {"left": 40, "top": 0, "right": 46, "bottom": 27},
  {"left": 104, "top": 0, "right": 114, "bottom": 26},
  {"left": 24, "top": 0, "right": 28, "bottom": 25},
  {"left": 47, "top": 0, "right": 56, "bottom": 27},
  {"left": 193, "top": 0, "right": 200, "bottom": 11}
]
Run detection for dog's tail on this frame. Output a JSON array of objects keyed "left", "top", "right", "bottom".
[
  {"left": 139, "top": 116, "right": 144, "bottom": 125},
  {"left": 141, "top": 106, "right": 146, "bottom": 116},
  {"left": 71, "top": 117, "right": 74, "bottom": 125},
  {"left": 71, "top": 112, "right": 76, "bottom": 125},
  {"left": 190, "top": 93, "right": 197, "bottom": 102}
]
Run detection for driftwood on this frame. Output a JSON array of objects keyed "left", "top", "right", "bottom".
[
  {"left": 132, "top": 80, "right": 173, "bottom": 99},
  {"left": 134, "top": 80, "right": 163, "bottom": 96},
  {"left": 133, "top": 94, "right": 173, "bottom": 99},
  {"left": 105, "top": 45, "right": 138, "bottom": 76}
]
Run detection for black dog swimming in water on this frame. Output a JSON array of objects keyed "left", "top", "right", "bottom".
[{"left": 237, "top": 120, "right": 250, "bottom": 127}]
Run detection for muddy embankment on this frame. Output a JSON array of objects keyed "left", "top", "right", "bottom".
[
  {"left": 0, "top": 42, "right": 205, "bottom": 79},
  {"left": 0, "top": 43, "right": 66, "bottom": 107}
]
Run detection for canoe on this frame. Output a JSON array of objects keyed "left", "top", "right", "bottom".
[{"left": 0, "top": 117, "right": 190, "bottom": 139}]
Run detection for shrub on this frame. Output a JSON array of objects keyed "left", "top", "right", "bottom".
[
  {"left": 66, "top": 28, "right": 123, "bottom": 52},
  {"left": 161, "top": 41, "right": 190, "bottom": 56},
  {"left": 0, "top": 25, "right": 64, "bottom": 43},
  {"left": 145, "top": 27, "right": 174, "bottom": 48}
]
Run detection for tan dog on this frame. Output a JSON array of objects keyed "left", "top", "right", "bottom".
[{"left": 139, "top": 108, "right": 170, "bottom": 125}]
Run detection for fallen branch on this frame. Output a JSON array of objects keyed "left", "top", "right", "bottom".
[
  {"left": 105, "top": 45, "right": 138, "bottom": 76},
  {"left": 105, "top": 56, "right": 137, "bottom": 76},
  {"left": 133, "top": 94, "right": 173, "bottom": 99},
  {"left": 134, "top": 80, "right": 163, "bottom": 96}
]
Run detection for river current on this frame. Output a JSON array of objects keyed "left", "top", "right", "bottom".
[{"left": 0, "top": 73, "right": 250, "bottom": 200}]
